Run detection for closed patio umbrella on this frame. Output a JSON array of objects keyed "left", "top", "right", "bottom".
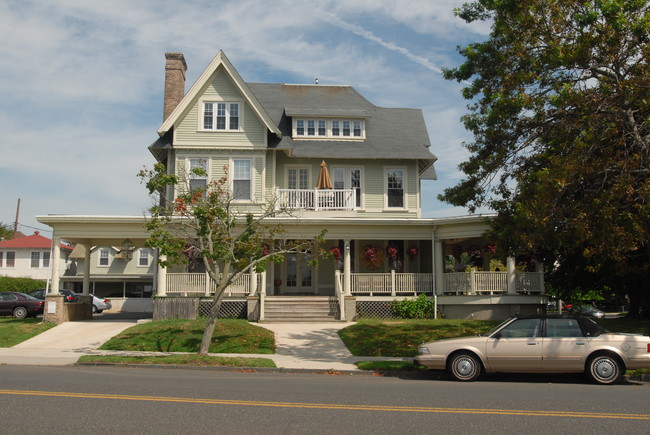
[{"left": 316, "top": 160, "right": 333, "bottom": 189}]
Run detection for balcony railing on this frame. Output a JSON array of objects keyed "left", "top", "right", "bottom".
[
  {"left": 442, "top": 271, "right": 544, "bottom": 295},
  {"left": 166, "top": 273, "right": 261, "bottom": 297},
  {"left": 276, "top": 188, "right": 356, "bottom": 211}
]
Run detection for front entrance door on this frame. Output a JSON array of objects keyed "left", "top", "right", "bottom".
[{"left": 284, "top": 252, "right": 314, "bottom": 294}]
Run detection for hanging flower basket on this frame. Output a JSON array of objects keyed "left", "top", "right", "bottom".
[
  {"left": 386, "top": 245, "right": 398, "bottom": 260},
  {"left": 329, "top": 246, "right": 341, "bottom": 261},
  {"left": 361, "top": 244, "right": 384, "bottom": 270},
  {"left": 407, "top": 246, "right": 418, "bottom": 260}
]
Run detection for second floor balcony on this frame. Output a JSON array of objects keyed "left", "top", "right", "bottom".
[{"left": 276, "top": 188, "right": 357, "bottom": 211}]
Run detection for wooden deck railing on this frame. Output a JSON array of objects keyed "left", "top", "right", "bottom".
[
  {"left": 442, "top": 271, "right": 544, "bottom": 295},
  {"left": 276, "top": 188, "right": 356, "bottom": 210}
]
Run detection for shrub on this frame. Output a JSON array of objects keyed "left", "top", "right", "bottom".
[
  {"left": 391, "top": 294, "right": 435, "bottom": 319},
  {"left": 0, "top": 276, "right": 46, "bottom": 293}
]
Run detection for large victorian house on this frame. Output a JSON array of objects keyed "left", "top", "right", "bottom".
[{"left": 38, "top": 51, "right": 546, "bottom": 321}]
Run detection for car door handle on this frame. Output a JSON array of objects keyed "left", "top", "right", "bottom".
[
  {"left": 575, "top": 342, "right": 586, "bottom": 345},
  {"left": 527, "top": 342, "right": 537, "bottom": 345}
]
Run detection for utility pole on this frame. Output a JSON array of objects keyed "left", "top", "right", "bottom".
[{"left": 13, "top": 198, "right": 20, "bottom": 238}]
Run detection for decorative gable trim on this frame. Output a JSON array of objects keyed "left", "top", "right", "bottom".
[{"left": 157, "top": 51, "right": 281, "bottom": 139}]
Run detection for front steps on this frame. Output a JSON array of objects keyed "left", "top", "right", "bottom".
[{"left": 262, "top": 296, "right": 342, "bottom": 322}]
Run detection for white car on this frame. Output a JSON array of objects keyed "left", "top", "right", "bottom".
[
  {"left": 415, "top": 315, "right": 650, "bottom": 384},
  {"left": 90, "top": 294, "right": 112, "bottom": 313}
]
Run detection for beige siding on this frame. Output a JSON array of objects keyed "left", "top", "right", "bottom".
[{"left": 174, "top": 67, "right": 266, "bottom": 148}]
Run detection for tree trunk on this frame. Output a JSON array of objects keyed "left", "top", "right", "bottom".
[{"left": 198, "top": 293, "right": 225, "bottom": 355}]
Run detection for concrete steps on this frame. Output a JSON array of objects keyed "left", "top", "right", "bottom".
[{"left": 262, "top": 296, "right": 341, "bottom": 322}]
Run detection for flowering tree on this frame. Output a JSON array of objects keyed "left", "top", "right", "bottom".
[{"left": 139, "top": 162, "right": 327, "bottom": 354}]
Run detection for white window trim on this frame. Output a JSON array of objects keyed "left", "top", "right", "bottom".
[
  {"left": 98, "top": 248, "right": 111, "bottom": 268},
  {"left": 286, "top": 165, "right": 311, "bottom": 189},
  {"left": 137, "top": 249, "right": 150, "bottom": 267},
  {"left": 3, "top": 251, "right": 15, "bottom": 268},
  {"left": 384, "top": 166, "right": 407, "bottom": 210},
  {"left": 186, "top": 157, "right": 210, "bottom": 193},
  {"left": 30, "top": 251, "right": 41, "bottom": 268},
  {"left": 230, "top": 157, "right": 254, "bottom": 202},
  {"left": 200, "top": 100, "right": 243, "bottom": 132},
  {"left": 292, "top": 118, "right": 365, "bottom": 140},
  {"left": 332, "top": 166, "right": 364, "bottom": 209}
]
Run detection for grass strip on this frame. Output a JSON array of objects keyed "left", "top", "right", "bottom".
[
  {"left": 355, "top": 360, "right": 423, "bottom": 371},
  {"left": 0, "top": 318, "right": 55, "bottom": 347},
  {"left": 339, "top": 318, "right": 500, "bottom": 357},
  {"left": 100, "top": 318, "right": 274, "bottom": 354},
  {"left": 78, "top": 354, "right": 276, "bottom": 367}
]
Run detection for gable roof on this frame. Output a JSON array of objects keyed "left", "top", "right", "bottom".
[
  {"left": 0, "top": 232, "right": 73, "bottom": 250},
  {"left": 157, "top": 51, "right": 280, "bottom": 138}
]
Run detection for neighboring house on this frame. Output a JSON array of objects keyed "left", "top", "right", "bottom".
[
  {"left": 59, "top": 244, "right": 155, "bottom": 312},
  {"left": 0, "top": 231, "right": 72, "bottom": 281},
  {"left": 37, "top": 50, "right": 546, "bottom": 319}
]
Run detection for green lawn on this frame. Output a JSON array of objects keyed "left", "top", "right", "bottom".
[
  {"left": 100, "top": 318, "right": 275, "bottom": 354},
  {"left": 339, "top": 318, "right": 501, "bottom": 357},
  {"left": 0, "top": 318, "right": 55, "bottom": 347}
]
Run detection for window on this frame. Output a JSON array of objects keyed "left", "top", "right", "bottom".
[
  {"left": 6, "top": 252, "right": 15, "bottom": 268},
  {"left": 332, "top": 168, "right": 345, "bottom": 189},
  {"left": 43, "top": 252, "right": 50, "bottom": 268},
  {"left": 98, "top": 249, "right": 110, "bottom": 267},
  {"left": 293, "top": 118, "right": 364, "bottom": 139},
  {"left": 138, "top": 249, "right": 150, "bottom": 267},
  {"left": 189, "top": 158, "right": 208, "bottom": 192},
  {"left": 203, "top": 102, "right": 240, "bottom": 131},
  {"left": 546, "top": 318, "right": 583, "bottom": 338},
  {"left": 0, "top": 252, "right": 3, "bottom": 267},
  {"left": 233, "top": 159, "right": 252, "bottom": 200},
  {"left": 288, "top": 168, "right": 309, "bottom": 190},
  {"left": 31, "top": 252, "right": 40, "bottom": 268},
  {"left": 386, "top": 168, "right": 405, "bottom": 208},
  {"left": 498, "top": 319, "right": 542, "bottom": 338}
]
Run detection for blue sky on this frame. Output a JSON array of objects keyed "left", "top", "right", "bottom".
[{"left": 0, "top": 0, "right": 491, "bottom": 236}]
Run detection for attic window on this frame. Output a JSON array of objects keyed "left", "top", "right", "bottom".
[
  {"left": 293, "top": 118, "right": 364, "bottom": 139},
  {"left": 203, "top": 102, "right": 240, "bottom": 131}
]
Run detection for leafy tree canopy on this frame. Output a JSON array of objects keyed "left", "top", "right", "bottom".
[
  {"left": 0, "top": 222, "right": 14, "bottom": 240},
  {"left": 441, "top": 0, "right": 649, "bottom": 314}
]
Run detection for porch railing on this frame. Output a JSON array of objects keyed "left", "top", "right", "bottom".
[
  {"left": 349, "top": 272, "right": 434, "bottom": 296},
  {"left": 276, "top": 188, "right": 356, "bottom": 210},
  {"left": 166, "top": 273, "right": 260, "bottom": 297},
  {"left": 442, "top": 271, "right": 544, "bottom": 295}
]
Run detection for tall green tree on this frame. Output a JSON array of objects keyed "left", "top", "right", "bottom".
[
  {"left": 139, "top": 163, "right": 327, "bottom": 354},
  {"left": 441, "top": 0, "right": 650, "bottom": 315},
  {"left": 0, "top": 222, "right": 13, "bottom": 240}
]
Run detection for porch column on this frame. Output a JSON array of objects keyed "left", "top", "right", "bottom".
[
  {"left": 249, "top": 270, "right": 257, "bottom": 296},
  {"left": 82, "top": 244, "right": 91, "bottom": 295},
  {"left": 507, "top": 256, "right": 517, "bottom": 295},
  {"left": 157, "top": 255, "right": 167, "bottom": 296},
  {"left": 50, "top": 236, "right": 61, "bottom": 294},
  {"left": 535, "top": 261, "right": 545, "bottom": 295},
  {"left": 343, "top": 239, "right": 351, "bottom": 296},
  {"left": 434, "top": 239, "right": 444, "bottom": 296}
]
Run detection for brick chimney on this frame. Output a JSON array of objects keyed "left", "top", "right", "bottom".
[{"left": 163, "top": 52, "right": 187, "bottom": 121}]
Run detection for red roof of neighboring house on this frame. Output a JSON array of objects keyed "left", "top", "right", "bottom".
[{"left": 0, "top": 231, "right": 73, "bottom": 250}]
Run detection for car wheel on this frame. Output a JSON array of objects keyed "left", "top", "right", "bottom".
[
  {"left": 448, "top": 352, "right": 481, "bottom": 382},
  {"left": 13, "top": 306, "right": 28, "bottom": 319},
  {"left": 587, "top": 354, "right": 621, "bottom": 384},
  {"left": 96, "top": 310, "right": 103, "bottom": 314}
]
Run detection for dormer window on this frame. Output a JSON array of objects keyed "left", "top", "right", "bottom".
[
  {"left": 203, "top": 102, "right": 240, "bottom": 131},
  {"left": 293, "top": 118, "right": 364, "bottom": 139}
]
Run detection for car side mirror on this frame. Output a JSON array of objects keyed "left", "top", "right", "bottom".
[{"left": 493, "top": 332, "right": 502, "bottom": 340}]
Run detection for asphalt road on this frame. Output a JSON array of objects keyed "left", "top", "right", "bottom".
[{"left": 1, "top": 366, "right": 648, "bottom": 434}]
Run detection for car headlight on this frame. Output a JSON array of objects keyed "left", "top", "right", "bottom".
[{"left": 418, "top": 346, "right": 430, "bottom": 355}]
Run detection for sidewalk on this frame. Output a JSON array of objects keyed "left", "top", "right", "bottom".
[{"left": 0, "top": 317, "right": 408, "bottom": 370}]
